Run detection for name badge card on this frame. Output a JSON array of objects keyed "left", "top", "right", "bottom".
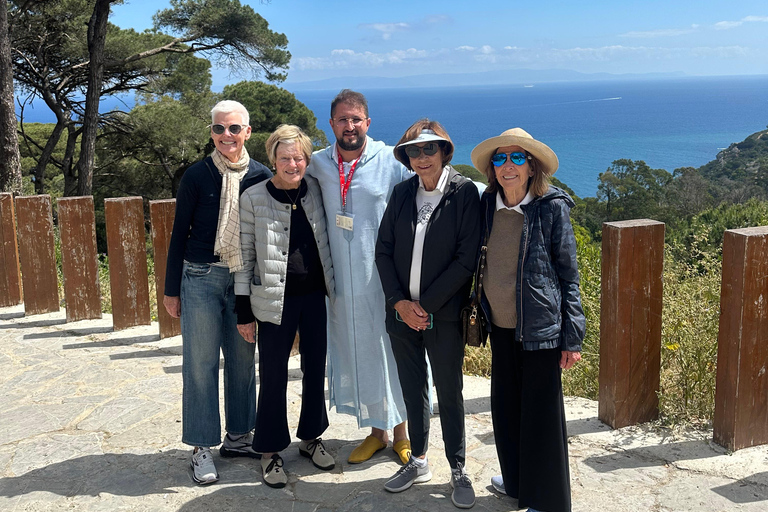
[{"left": 336, "top": 212, "right": 354, "bottom": 231}]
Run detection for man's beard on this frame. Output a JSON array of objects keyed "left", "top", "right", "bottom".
[{"left": 337, "top": 132, "right": 365, "bottom": 151}]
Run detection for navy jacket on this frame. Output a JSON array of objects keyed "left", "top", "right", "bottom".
[
  {"left": 164, "top": 156, "right": 272, "bottom": 296},
  {"left": 479, "top": 185, "right": 585, "bottom": 352},
  {"left": 375, "top": 167, "right": 481, "bottom": 321}
]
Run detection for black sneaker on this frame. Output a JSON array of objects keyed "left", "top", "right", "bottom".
[
  {"left": 384, "top": 457, "right": 432, "bottom": 493},
  {"left": 450, "top": 463, "right": 475, "bottom": 509},
  {"left": 220, "top": 431, "right": 261, "bottom": 459}
]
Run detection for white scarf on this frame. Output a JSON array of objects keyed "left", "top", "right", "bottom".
[{"left": 211, "top": 147, "right": 250, "bottom": 272}]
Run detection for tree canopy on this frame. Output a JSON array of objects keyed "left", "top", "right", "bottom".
[{"left": 9, "top": 0, "right": 290, "bottom": 195}]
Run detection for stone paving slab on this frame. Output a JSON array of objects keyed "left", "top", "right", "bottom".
[{"left": 1, "top": 304, "right": 767, "bottom": 511}]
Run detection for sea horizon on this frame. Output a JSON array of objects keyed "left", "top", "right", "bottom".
[{"left": 16, "top": 75, "right": 768, "bottom": 198}]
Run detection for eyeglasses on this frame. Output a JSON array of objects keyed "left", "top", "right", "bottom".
[
  {"left": 404, "top": 142, "right": 440, "bottom": 158},
  {"left": 333, "top": 117, "right": 367, "bottom": 127},
  {"left": 210, "top": 124, "right": 247, "bottom": 135},
  {"left": 491, "top": 151, "right": 528, "bottom": 167}
]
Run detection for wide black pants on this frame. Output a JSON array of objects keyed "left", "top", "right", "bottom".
[
  {"left": 490, "top": 325, "right": 571, "bottom": 512},
  {"left": 389, "top": 318, "right": 466, "bottom": 468},
  {"left": 252, "top": 290, "right": 329, "bottom": 452}
]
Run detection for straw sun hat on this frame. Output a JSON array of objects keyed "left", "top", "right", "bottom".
[{"left": 470, "top": 128, "right": 559, "bottom": 176}]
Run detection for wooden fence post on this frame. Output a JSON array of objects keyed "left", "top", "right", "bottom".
[
  {"left": 104, "top": 197, "right": 151, "bottom": 330},
  {"left": 15, "top": 195, "right": 59, "bottom": 315},
  {"left": 0, "top": 193, "right": 22, "bottom": 306},
  {"left": 149, "top": 199, "right": 180, "bottom": 339},
  {"left": 599, "top": 219, "right": 665, "bottom": 429},
  {"left": 57, "top": 197, "right": 102, "bottom": 321},
  {"left": 713, "top": 226, "right": 768, "bottom": 450}
]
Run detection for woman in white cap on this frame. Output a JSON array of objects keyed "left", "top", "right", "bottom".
[
  {"left": 375, "top": 119, "right": 481, "bottom": 509},
  {"left": 470, "top": 128, "right": 585, "bottom": 512}
]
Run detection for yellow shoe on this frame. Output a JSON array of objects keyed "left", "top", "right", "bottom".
[
  {"left": 393, "top": 439, "right": 411, "bottom": 464},
  {"left": 348, "top": 435, "right": 387, "bottom": 464}
]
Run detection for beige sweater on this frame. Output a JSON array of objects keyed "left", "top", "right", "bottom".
[{"left": 484, "top": 208, "right": 524, "bottom": 328}]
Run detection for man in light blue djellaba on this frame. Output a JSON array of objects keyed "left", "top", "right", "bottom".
[{"left": 306, "top": 89, "right": 412, "bottom": 464}]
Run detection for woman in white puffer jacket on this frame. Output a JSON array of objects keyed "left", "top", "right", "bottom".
[{"left": 234, "top": 124, "right": 335, "bottom": 489}]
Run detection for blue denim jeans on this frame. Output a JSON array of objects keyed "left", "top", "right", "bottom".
[{"left": 180, "top": 261, "right": 256, "bottom": 447}]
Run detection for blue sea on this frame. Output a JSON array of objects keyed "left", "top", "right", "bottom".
[
  {"left": 294, "top": 76, "right": 768, "bottom": 198},
  {"left": 18, "top": 75, "right": 768, "bottom": 198}
]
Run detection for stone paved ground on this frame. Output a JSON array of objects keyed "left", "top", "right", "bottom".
[{"left": 1, "top": 304, "right": 767, "bottom": 511}]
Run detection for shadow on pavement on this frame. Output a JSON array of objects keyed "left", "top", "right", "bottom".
[
  {"left": 583, "top": 439, "right": 723, "bottom": 473},
  {"left": 0, "top": 450, "right": 191, "bottom": 498},
  {"left": 0, "top": 318, "right": 66, "bottom": 329},
  {"left": 0, "top": 443, "right": 513, "bottom": 511},
  {"left": 24, "top": 325, "right": 114, "bottom": 340},
  {"left": 712, "top": 471, "right": 768, "bottom": 503}
]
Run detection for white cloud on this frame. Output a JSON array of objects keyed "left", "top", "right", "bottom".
[
  {"left": 424, "top": 14, "right": 451, "bottom": 25},
  {"left": 359, "top": 22, "right": 410, "bottom": 40},
  {"left": 620, "top": 26, "right": 697, "bottom": 38},
  {"left": 714, "top": 15, "right": 768, "bottom": 30},
  {"left": 292, "top": 43, "right": 754, "bottom": 74},
  {"left": 293, "top": 48, "right": 431, "bottom": 71}
]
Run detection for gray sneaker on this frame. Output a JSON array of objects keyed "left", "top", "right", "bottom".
[
  {"left": 384, "top": 457, "right": 432, "bottom": 493},
  {"left": 220, "top": 431, "right": 261, "bottom": 459},
  {"left": 261, "top": 454, "right": 287, "bottom": 489},
  {"left": 190, "top": 447, "right": 218, "bottom": 485},
  {"left": 450, "top": 463, "right": 475, "bottom": 509},
  {"left": 299, "top": 438, "right": 335, "bottom": 470}
]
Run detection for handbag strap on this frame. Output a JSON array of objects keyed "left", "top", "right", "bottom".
[{"left": 472, "top": 222, "right": 490, "bottom": 307}]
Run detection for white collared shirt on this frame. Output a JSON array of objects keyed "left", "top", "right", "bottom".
[
  {"left": 496, "top": 190, "right": 533, "bottom": 214},
  {"left": 409, "top": 168, "right": 450, "bottom": 300}
]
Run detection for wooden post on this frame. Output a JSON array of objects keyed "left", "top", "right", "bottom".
[
  {"left": 0, "top": 193, "right": 22, "bottom": 306},
  {"left": 15, "top": 195, "right": 59, "bottom": 315},
  {"left": 57, "top": 197, "right": 102, "bottom": 321},
  {"left": 599, "top": 219, "right": 664, "bottom": 429},
  {"left": 713, "top": 226, "right": 768, "bottom": 451},
  {"left": 104, "top": 197, "right": 151, "bottom": 330},
  {"left": 149, "top": 199, "right": 180, "bottom": 339}
]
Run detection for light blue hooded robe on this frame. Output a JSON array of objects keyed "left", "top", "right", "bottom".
[{"left": 306, "top": 137, "right": 410, "bottom": 429}]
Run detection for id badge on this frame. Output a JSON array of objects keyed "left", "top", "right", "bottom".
[{"left": 336, "top": 212, "right": 354, "bottom": 231}]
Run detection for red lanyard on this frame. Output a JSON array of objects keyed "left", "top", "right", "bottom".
[{"left": 338, "top": 153, "right": 361, "bottom": 212}]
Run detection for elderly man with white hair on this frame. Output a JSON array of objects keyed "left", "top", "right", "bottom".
[{"left": 164, "top": 100, "right": 272, "bottom": 485}]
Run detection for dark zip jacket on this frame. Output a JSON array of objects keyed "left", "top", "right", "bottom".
[
  {"left": 375, "top": 166, "right": 481, "bottom": 322},
  {"left": 164, "top": 156, "right": 272, "bottom": 297},
  {"left": 479, "top": 185, "right": 585, "bottom": 352}
]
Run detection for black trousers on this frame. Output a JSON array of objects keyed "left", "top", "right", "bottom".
[
  {"left": 490, "top": 325, "right": 571, "bottom": 512},
  {"left": 252, "top": 290, "right": 329, "bottom": 452},
  {"left": 389, "top": 317, "right": 466, "bottom": 468}
]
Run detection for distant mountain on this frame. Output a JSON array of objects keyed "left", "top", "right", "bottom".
[{"left": 285, "top": 69, "right": 686, "bottom": 91}]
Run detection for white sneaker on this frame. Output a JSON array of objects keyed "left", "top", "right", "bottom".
[
  {"left": 220, "top": 431, "right": 261, "bottom": 459},
  {"left": 190, "top": 447, "right": 218, "bottom": 485}
]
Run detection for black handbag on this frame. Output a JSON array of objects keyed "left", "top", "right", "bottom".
[{"left": 462, "top": 238, "right": 488, "bottom": 347}]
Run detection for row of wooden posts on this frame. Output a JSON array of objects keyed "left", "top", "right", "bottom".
[{"left": 1, "top": 193, "right": 766, "bottom": 452}]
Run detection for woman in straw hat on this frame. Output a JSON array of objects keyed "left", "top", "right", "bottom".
[
  {"left": 375, "top": 119, "right": 481, "bottom": 509},
  {"left": 470, "top": 128, "right": 585, "bottom": 512}
]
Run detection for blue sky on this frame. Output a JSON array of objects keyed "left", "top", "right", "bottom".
[{"left": 114, "top": 0, "right": 768, "bottom": 86}]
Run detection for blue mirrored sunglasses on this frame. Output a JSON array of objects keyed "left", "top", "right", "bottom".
[{"left": 491, "top": 151, "right": 528, "bottom": 167}]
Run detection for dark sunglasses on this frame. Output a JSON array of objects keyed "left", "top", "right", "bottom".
[
  {"left": 491, "top": 151, "right": 528, "bottom": 167},
  {"left": 404, "top": 142, "right": 441, "bottom": 158},
  {"left": 211, "top": 124, "right": 246, "bottom": 135}
]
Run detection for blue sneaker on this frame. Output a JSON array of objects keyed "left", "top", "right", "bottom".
[{"left": 490, "top": 475, "right": 505, "bottom": 495}]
